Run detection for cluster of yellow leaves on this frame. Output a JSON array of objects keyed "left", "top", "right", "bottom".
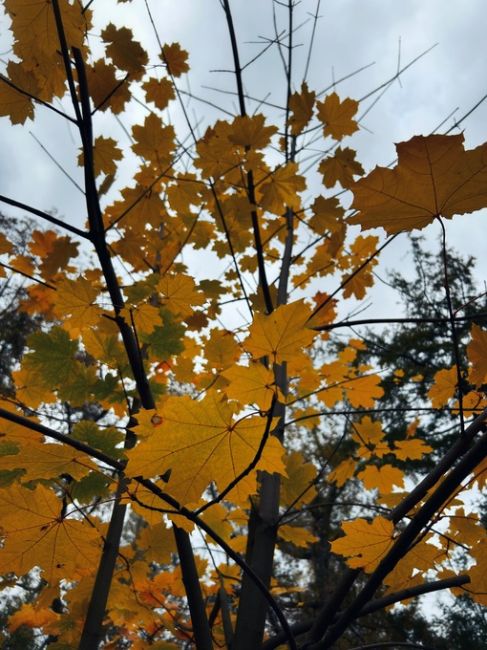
[
  {"left": 328, "top": 415, "right": 432, "bottom": 494},
  {"left": 0, "top": 0, "right": 486, "bottom": 644}
]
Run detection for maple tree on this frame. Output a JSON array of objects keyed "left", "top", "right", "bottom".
[{"left": 0, "top": 1, "right": 486, "bottom": 649}]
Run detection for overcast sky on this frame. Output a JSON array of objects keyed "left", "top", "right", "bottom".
[{"left": 0, "top": 0, "right": 486, "bottom": 318}]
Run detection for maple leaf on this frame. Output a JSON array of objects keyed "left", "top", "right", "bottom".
[
  {"left": 327, "top": 457, "right": 357, "bottom": 487},
  {"left": 227, "top": 114, "right": 278, "bottom": 149},
  {"left": 101, "top": 23, "right": 148, "bottom": 81},
  {"left": 126, "top": 392, "right": 285, "bottom": 504},
  {"left": 279, "top": 524, "right": 318, "bottom": 548},
  {"left": 121, "top": 303, "right": 163, "bottom": 336},
  {"left": 5, "top": 0, "right": 88, "bottom": 59},
  {"left": 330, "top": 516, "right": 395, "bottom": 572},
  {"left": 289, "top": 82, "right": 316, "bottom": 135},
  {"left": 86, "top": 60, "right": 131, "bottom": 113},
  {"left": 204, "top": 328, "right": 240, "bottom": 370},
  {"left": 280, "top": 451, "right": 317, "bottom": 507},
  {"left": 0, "top": 484, "right": 101, "bottom": 583},
  {"left": 131, "top": 113, "right": 175, "bottom": 164},
  {"left": 350, "top": 134, "right": 487, "bottom": 233},
  {"left": 22, "top": 327, "right": 78, "bottom": 388},
  {"left": 319, "top": 146, "right": 364, "bottom": 188},
  {"left": 78, "top": 136, "right": 123, "bottom": 177},
  {"left": 428, "top": 366, "right": 457, "bottom": 407},
  {"left": 153, "top": 274, "right": 205, "bottom": 319},
  {"left": 316, "top": 92, "right": 359, "bottom": 140},
  {"left": 258, "top": 163, "right": 306, "bottom": 215},
  {"left": 52, "top": 276, "right": 102, "bottom": 337},
  {"left": 357, "top": 464, "right": 405, "bottom": 493},
  {"left": 0, "top": 232, "right": 12, "bottom": 255},
  {"left": 467, "top": 324, "right": 487, "bottom": 386},
  {"left": 0, "top": 438, "right": 96, "bottom": 482},
  {"left": 32, "top": 233, "right": 79, "bottom": 280},
  {"left": 245, "top": 300, "right": 316, "bottom": 364},
  {"left": 308, "top": 195, "right": 345, "bottom": 234},
  {"left": 8, "top": 603, "right": 59, "bottom": 632},
  {"left": 143, "top": 76, "right": 175, "bottom": 110},
  {"left": 344, "top": 373, "right": 384, "bottom": 408},
  {"left": 0, "top": 62, "right": 37, "bottom": 124},
  {"left": 393, "top": 438, "right": 432, "bottom": 461},
  {"left": 161, "top": 42, "right": 190, "bottom": 77},
  {"left": 351, "top": 416, "right": 383, "bottom": 446},
  {"left": 222, "top": 363, "right": 278, "bottom": 410}
]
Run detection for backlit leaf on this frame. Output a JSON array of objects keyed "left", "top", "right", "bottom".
[
  {"left": 245, "top": 300, "right": 316, "bottom": 364},
  {"left": 126, "top": 392, "right": 285, "bottom": 504},
  {"left": 350, "top": 134, "right": 487, "bottom": 233},
  {"left": 330, "top": 516, "right": 395, "bottom": 572},
  {"left": 101, "top": 23, "right": 148, "bottom": 80},
  {"left": 316, "top": 92, "right": 359, "bottom": 140}
]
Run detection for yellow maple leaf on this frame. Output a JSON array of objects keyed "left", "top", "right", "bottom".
[
  {"left": 204, "top": 329, "right": 241, "bottom": 370},
  {"left": 463, "top": 540, "right": 487, "bottom": 606},
  {"left": 161, "top": 42, "right": 190, "bottom": 77},
  {"left": 330, "top": 516, "right": 394, "bottom": 572},
  {"left": 0, "top": 62, "right": 37, "bottom": 124},
  {"left": 280, "top": 451, "right": 317, "bottom": 507},
  {"left": 316, "top": 92, "right": 359, "bottom": 140},
  {"left": 227, "top": 114, "right": 278, "bottom": 149},
  {"left": 131, "top": 113, "right": 175, "bottom": 164},
  {"left": 222, "top": 363, "right": 278, "bottom": 411},
  {"left": 5, "top": 0, "right": 88, "bottom": 59},
  {"left": 327, "top": 457, "right": 357, "bottom": 487},
  {"left": 157, "top": 273, "right": 205, "bottom": 317},
  {"left": 350, "top": 134, "right": 487, "bottom": 233},
  {"left": 101, "top": 23, "right": 148, "bottom": 80},
  {"left": 137, "top": 522, "right": 176, "bottom": 564},
  {"left": 245, "top": 300, "right": 316, "bottom": 364},
  {"left": 308, "top": 195, "right": 345, "bottom": 234},
  {"left": 258, "top": 163, "right": 306, "bottom": 215},
  {"left": 86, "top": 60, "right": 131, "bottom": 114},
  {"left": 393, "top": 438, "right": 432, "bottom": 461},
  {"left": 143, "top": 76, "right": 175, "bottom": 110},
  {"left": 53, "top": 276, "right": 102, "bottom": 337},
  {"left": 289, "top": 82, "right": 316, "bottom": 135},
  {"left": 345, "top": 374, "right": 384, "bottom": 408},
  {"left": 31, "top": 233, "right": 79, "bottom": 281},
  {"left": 121, "top": 303, "right": 163, "bottom": 335},
  {"left": 0, "top": 484, "right": 101, "bottom": 583},
  {"left": 357, "top": 464, "right": 405, "bottom": 493},
  {"left": 467, "top": 324, "right": 487, "bottom": 386},
  {"left": 126, "top": 391, "right": 285, "bottom": 504},
  {"left": 279, "top": 524, "right": 319, "bottom": 548},
  {"left": 319, "top": 146, "right": 364, "bottom": 188},
  {"left": 352, "top": 416, "right": 383, "bottom": 445},
  {"left": 0, "top": 439, "right": 96, "bottom": 482},
  {"left": 428, "top": 366, "right": 457, "bottom": 407},
  {"left": 78, "top": 136, "right": 123, "bottom": 177},
  {"left": 0, "top": 232, "right": 12, "bottom": 255}
]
